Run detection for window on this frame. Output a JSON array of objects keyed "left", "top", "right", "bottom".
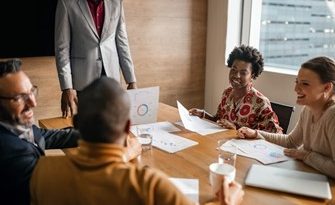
[{"left": 240, "top": 0, "right": 335, "bottom": 74}]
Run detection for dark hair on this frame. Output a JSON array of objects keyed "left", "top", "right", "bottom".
[
  {"left": 74, "top": 77, "right": 130, "bottom": 143},
  {"left": 227, "top": 45, "right": 264, "bottom": 79},
  {"left": 301, "top": 56, "right": 335, "bottom": 93},
  {"left": 0, "top": 59, "right": 22, "bottom": 77}
]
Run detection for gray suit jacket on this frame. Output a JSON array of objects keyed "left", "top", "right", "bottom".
[{"left": 55, "top": 0, "right": 136, "bottom": 91}]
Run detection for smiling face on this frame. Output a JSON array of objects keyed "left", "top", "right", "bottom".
[
  {"left": 229, "top": 59, "right": 253, "bottom": 89},
  {"left": 0, "top": 71, "right": 37, "bottom": 127},
  {"left": 295, "top": 68, "right": 330, "bottom": 107}
]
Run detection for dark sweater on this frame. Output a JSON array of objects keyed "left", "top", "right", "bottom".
[{"left": 0, "top": 124, "right": 80, "bottom": 205}]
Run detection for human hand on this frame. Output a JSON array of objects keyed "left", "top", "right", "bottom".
[
  {"left": 217, "top": 177, "right": 244, "bottom": 205},
  {"left": 284, "top": 148, "right": 308, "bottom": 160},
  {"left": 189, "top": 108, "right": 204, "bottom": 118},
  {"left": 61, "top": 89, "right": 78, "bottom": 118},
  {"left": 127, "top": 82, "right": 137, "bottom": 89},
  {"left": 126, "top": 135, "right": 142, "bottom": 161},
  {"left": 237, "top": 127, "right": 257, "bottom": 139},
  {"left": 216, "top": 119, "right": 236, "bottom": 130}
]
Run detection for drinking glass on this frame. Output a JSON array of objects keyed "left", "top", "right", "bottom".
[
  {"left": 217, "top": 139, "right": 237, "bottom": 167},
  {"left": 136, "top": 125, "right": 154, "bottom": 151}
]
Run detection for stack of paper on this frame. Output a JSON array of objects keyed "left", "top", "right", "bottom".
[{"left": 220, "top": 139, "right": 291, "bottom": 164}]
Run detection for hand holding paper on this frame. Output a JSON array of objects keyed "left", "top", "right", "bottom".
[{"left": 177, "top": 101, "right": 226, "bottom": 136}]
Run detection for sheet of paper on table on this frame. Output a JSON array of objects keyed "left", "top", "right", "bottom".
[
  {"left": 131, "top": 121, "right": 198, "bottom": 153},
  {"left": 221, "top": 139, "right": 292, "bottom": 164},
  {"left": 176, "top": 100, "right": 226, "bottom": 136},
  {"left": 130, "top": 121, "right": 181, "bottom": 135},
  {"left": 169, "top": 178, "right": 199, "bottom": 204},
  {"left": 45, "top": 149, "right": 65, "bottom": 156}
]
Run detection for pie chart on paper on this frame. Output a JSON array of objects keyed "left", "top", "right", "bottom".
[{"left": 127, "top": 86, "right": 159, "bottom": 125}]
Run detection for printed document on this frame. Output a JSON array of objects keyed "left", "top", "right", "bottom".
[
  {"left": 131, "top": 121, "right": 198, "bottom": 153},
  {"left": 221, "top": 139, "right": 291, "bottom": 164},
  {"left": 127, "top": 86, "right": 159, "bottom": 125},
  {"left": 177, "top": 101, "right": 226, "bottom": 135}
]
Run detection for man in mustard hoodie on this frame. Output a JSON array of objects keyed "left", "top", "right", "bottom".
[{"left": 30, "top": 77, "right": 244, "bottom": 205}]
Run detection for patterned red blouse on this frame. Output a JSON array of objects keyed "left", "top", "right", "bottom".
[{"left": 216, "top": 87, "right": 282, "bottom": 133}]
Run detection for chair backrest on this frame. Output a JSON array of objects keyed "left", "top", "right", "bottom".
[{"left": 270, "top": 101, "right": 295, "bottom": 134}]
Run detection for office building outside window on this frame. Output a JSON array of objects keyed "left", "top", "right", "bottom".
[{"left": 259, "top": 0, "right": 335, "bottom": 70}]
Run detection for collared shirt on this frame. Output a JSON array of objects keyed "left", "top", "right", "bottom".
[
  {"left": 87, "top": 0, "right": 105, "bottom": 36},
  {"left": 0, "top": 121, "right": 35, "bottom": 144}
]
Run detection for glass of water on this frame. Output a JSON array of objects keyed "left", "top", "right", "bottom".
[
  {"left": 217, "top": 139, "right": 237, "bottom": 167},
  {"left": 136, "top": 125, "right": 154, "bottom": 151}
]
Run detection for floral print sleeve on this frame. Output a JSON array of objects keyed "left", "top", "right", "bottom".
[{"left": 255, "top": 96, "right": 282, "bottom": 133}]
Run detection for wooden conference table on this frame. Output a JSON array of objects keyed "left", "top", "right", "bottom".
[{"left": 39, "top": 103, "right": 334, "bottom": 205}]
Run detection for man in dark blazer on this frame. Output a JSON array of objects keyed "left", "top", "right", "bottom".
[
  {"left": 55, "top": 0, "right": 137, "bottom": 117},
  {"left": 0, "top": 59, "right": 80, "bottom": 205}
]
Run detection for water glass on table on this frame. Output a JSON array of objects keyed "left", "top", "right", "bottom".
[
  {"left": 136, "top": 125, "right": 154, "bottom": 151},
  {"left": 217, "top": 139, "right": 237, "bottom": 167}
]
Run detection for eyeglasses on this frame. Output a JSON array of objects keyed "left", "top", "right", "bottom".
[{"left": 0, "top": 85, "right": 38, "bottom": 103}]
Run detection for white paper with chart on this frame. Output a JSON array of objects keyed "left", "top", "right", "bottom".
[
  {"left": 131, "top": 121, "right": 198, "bottom": 153},
  {"left": 177, "top": 100, "right": 226, "bottom": 136},
  {"left": 220, "top": 139, "right": 291, "bottom": 164},
  {"left": 127, "top": 86, "right": 159, "bottom": 125}
]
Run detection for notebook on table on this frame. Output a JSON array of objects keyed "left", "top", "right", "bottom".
[{"left": 245, "top": 164, "right": 332, "bottom": 199}]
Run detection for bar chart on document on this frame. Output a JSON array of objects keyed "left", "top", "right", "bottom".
[{"left": 127, "top": 86, "right": 160, "bottom": 125}]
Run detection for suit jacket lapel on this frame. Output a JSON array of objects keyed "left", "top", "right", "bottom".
[
  {"left": 78, "top": 0, "right": 99, "bottom": 39},
  {"left": 101, "top": 0, "right": 112, "bottom": 41}
]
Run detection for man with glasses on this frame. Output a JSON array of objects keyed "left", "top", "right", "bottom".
[{"left": 0, "top": 59, "right": 80, "bottom": 205}]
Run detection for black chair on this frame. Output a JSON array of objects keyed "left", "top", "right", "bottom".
[{"left": 270, "top": 101, "right": 295, "bottom": 134}]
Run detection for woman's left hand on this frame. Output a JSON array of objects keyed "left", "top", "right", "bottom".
[{"left": 284, "top": 148, "right": 308, "bottom": 160}]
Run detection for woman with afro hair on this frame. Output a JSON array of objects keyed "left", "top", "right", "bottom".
[{"left": 190, "top": 45, "right": 282, "bottom": 133}]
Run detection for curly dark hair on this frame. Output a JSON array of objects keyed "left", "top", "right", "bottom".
[{"left": 227, "top": 45, "right": 264, "bottom": 79}]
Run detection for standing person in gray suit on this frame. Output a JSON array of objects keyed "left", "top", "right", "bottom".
[{"left": 55, "top": 0, "right": 137, "bottom": 117}]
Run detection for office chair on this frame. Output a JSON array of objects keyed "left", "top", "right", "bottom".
[{"left": 270, "top": 101, "right": 295, "bottom": 134}]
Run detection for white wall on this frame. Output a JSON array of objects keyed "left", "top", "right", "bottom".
[
  {"left": 205, "top": 0, "right": 301, "bottom": 132},
  {"left": 204, "top": 0, "right": 228, "bottom": 114}
]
